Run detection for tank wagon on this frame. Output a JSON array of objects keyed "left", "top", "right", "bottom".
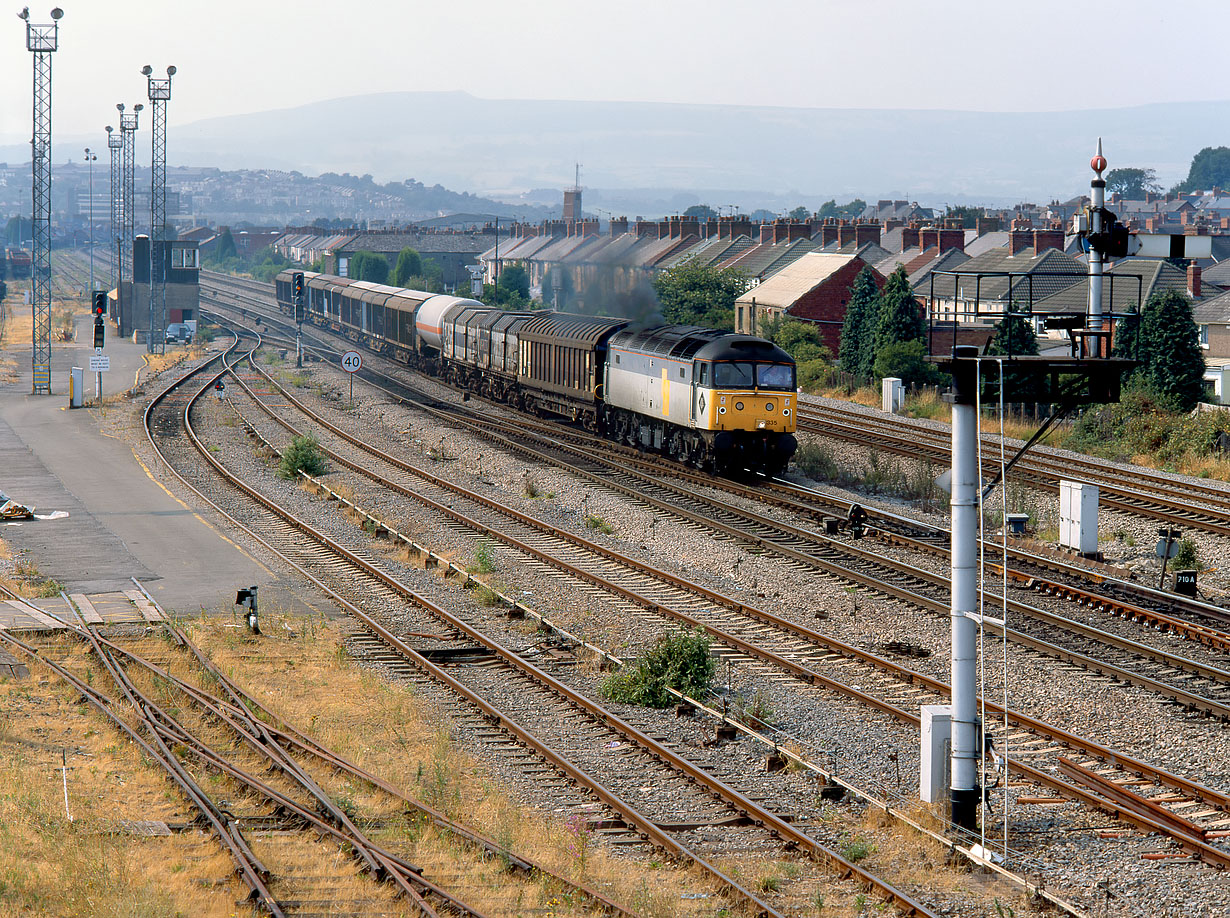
[{"left": 275, "top": 269, "right": 797, "bottom": 474}]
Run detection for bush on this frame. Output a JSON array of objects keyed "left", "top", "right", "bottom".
[
  {"left": 1172, "top": 538, "right": 1200, "bottom": 571},
  {"left": 600, "top": 630, "right": 714, "bottom": 708},
  {"left": 277, "top": 434, "right": 328, "bottom": 480}
]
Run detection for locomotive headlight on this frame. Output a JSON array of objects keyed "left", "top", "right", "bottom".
[
  {"left": 718, "top": 406, "right": 727, "bottom": 414},
  {"left": 782, "top": 408, "right": 791, "bottom": 416},
  {"left": 735, "top": 401, "right": 745, "bottom": 411},
  {"left": 757, "top": 420, "right": 767, "bottom": 429},
  {"left": 765, "top": 402, "right": 774, "bottom": 411}
]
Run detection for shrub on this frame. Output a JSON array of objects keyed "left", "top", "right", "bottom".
[
  {"left": 1172, "top": 538, "right": 1200, "bottom": 571},
  {"left": 600, "top": 630, "right": 714, "bottom": 707},
  {"left": 277, "top": 434, "right": 328, "bottom": 480}
]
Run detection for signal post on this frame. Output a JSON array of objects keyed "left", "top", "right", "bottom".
[
  {"left": 292, "top": 271, "right": 305, "bottom": 367},
  {"left": 91, "top": 292, "right": 109, "bottom": 402}
]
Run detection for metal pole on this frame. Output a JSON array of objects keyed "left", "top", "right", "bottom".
[
  {"left": 948, "top": 347, "right": 981, "bottom": 832},
  {"left": 107, "top": 125, "right": 121, "bottom": 295},
  {"left": 119, "top": 104, "right": 142, "bottom": 334},
  {"left": 85, "top": 148, "right": 96, "bottom": 297},
  {"left": 23, "top": 7, "right": 62, "bottom": 395},
  {"left": 144, "top": 65, "right": 174, "bottom": 356},
  {"left": 1089, "top": 140, "right": 1107, "bottom": 356}
]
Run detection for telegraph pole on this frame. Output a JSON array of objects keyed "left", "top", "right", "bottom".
[
  {"left": 20, "top": 7, "right": 63, "bottom": 394},
  {"left": 144, "top": 64, "right": 175, "bottom": 355}
]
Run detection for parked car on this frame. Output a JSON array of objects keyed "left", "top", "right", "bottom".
[{"left": 165, "top": 323, "right": 193, "bottom": 344}]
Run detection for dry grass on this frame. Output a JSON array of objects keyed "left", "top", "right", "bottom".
[
  {"left": 0, "top": 637, "right": 244, "bottom": 917},
  {"left": 181, "top": 609, "right": 726, "bottom": 916}
]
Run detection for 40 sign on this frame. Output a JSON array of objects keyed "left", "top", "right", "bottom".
[{"left": 341, "top": 350, "right": 363, "bottom": 373}]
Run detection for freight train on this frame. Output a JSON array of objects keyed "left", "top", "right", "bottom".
[{"left": 274, "top": 270, "right": 797, "bottom": 474}]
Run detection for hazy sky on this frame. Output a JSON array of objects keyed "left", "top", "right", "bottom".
[{"left": 1, "top": 0, "right": 1225, "bottom": 148}]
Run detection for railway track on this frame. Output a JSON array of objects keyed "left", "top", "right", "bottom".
[
  {"left": 213, "top": 328, "right": 1230, "bottom": 884},
  {"left": 797, "top": 401, "right": 1230, "bottom": 537},
  {"left": 139, "top": 325, "right": 940, "bottom": 917},
  {"left": 198, "top": 272, "right": 1230, "bottom": 640}
]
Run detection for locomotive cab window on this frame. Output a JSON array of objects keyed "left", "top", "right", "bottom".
[
  {"left": 695, "top": 362, "right": 709, "bottom": 386},
  {"left": 757, "top": 363, "right": 795, "bottom": 391},
  {"left": 713, "top": 361, "right": 755, "bottom": 388}
]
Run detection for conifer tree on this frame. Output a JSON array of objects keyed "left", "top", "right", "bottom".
[
  {"left": 839, "top": 267, "right": 880, "bottom": 380},
  {"left": 1139, "top": 289, "right": 1204, "bottom": 411}
]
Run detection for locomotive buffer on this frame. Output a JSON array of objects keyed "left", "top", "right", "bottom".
[{"left": 926, "top": 142, "right": 1142, "bottom": 840}]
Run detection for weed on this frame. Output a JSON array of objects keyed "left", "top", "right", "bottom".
[
  {"left": 523, "top": 473, "right": 540, "bottom": 498},
  {"left": 756, "top": 874, "right": 781, "bottom": 893},
  {"left": 277, "top": 434, "right": 328, "bottom": 480},
  {"left": 855, "top": 892, "right": 867, "bottom": 912},
  {"left": 793, "top": 441, "right": 842, "bottom": 481},
  {"left": 563, "top": 812, "right": 594, "bottom": 876},
  {"left": 584, "top": 514, "right": 614, "bottom": 535},
  {"left": 600, "top": 629, "right": 714, "bottom": 707},
  {"left": 840, "top": 836, "right": 875, "bottom": 862},
  {"left": 735, "top": 687, "right": 776, "bottom": 728},
  {"left": 470, "top": 539, "right": 495, "bottom": 574}
]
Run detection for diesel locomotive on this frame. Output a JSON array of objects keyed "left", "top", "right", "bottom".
[{"left": 274, "top": 270, "right": 797, "bottom": 474}]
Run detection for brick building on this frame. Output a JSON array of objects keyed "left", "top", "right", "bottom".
[{"left": 733, "top": 252, "right": 887, "bottom": 352}]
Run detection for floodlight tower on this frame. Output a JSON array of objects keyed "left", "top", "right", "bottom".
[
  {"left": 106, "top": 125, "right": 122, "bottom": 292},
  {"left": 118, "top": 102, "right": 142, "bottom": 324},
  {"left": 143, "top": 64, "right": 175, "bottom": 355},
  {"left": 84, "top": 148, "right": 97, "bottom": 296},
  {"left": 20, "top": 6, "right": 63, "bottom": 395}
]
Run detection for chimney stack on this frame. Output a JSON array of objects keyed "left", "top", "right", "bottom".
[
  {"left": 1008, "top": 229, "right": 1034, "bottom": 256},
  {"left": 1188, "top": 262, "right": 1202, "bottom": 298},
  {"left": 854, "top": 222, "right": 881, "bottom": 247}
]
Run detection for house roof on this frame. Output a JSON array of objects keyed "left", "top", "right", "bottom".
[
  {"left": 1030, "top": 258, "right": 1191, "bottom": 315},
  {"left": 1195, "top": 288, "right": 1230, "bottom": 324},
  {"left": 925, "top": 247, "right": 1084, "bottom": 307},
  {"left": 963, "top": 231, "right": 1010, "bottom": 257},
  {"left": 734, "top": 252, "right": 868, "bottom": 309},
  {"left": 908, "top": 247, "right": 970, "bottom": 288}
]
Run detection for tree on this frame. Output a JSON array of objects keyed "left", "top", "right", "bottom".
[
  {"left": 761, "top": 316, "right": 829, "bottom": 363},
  {"left": 985, "top": 309, "right": 1041, "bottom": 402},
  {"left": 683, "top": 204, "right": 717, "bottom": 220},
  {"left": 391, "top": 247, "right": 422, "bottom": 287},
  {"left": 1137, "top": 289, "right": 1205, "bottom": 411},
  {"left": 497, "top": 262, "right": 530, "bottom": 301},
  {"left": 1106, "top": 167, "right": 1161, "bottom": 199},
  {"left": 873, "top": 266, "right": 925, "bottom": 354},
  {"left": 789, "top": 206, "right": 811, "bottom": 221},
  {"left": 944, "top": 205, "right": 985, "bottom": 228},
  {"left": 817, "top": 199, "right": 866, "bottom": 221},
  {"left": 651, "top": 258, "right": 746, "bottom": 330},
  {"left": 4, "top": 215, "right": 32, "bottom": 245},
  {"left": 348, "top": 250, "right": 388, "bottom": 283},
  {"left": 874, "top": 340, "right": 937, "bottom": 388},
  {"left": 214, "top": 226, "right": 237, "bottom": 261},
  {"left": 838, "top": 267, "right": 881, "bottom": 381},
  {"left": 1176, "top": 147, "right": 1230, "bottom": 193}
]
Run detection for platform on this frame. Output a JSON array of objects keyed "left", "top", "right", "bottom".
[{"left": 0, "top": 590, "right": 165, "bottom": 632}]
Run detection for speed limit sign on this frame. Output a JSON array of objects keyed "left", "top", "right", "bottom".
[{"left": 341, "top": 350, "right": 363, "bottom": 373}]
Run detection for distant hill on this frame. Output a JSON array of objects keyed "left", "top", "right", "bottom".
[
  {"left": 163, "top": 92, "right": 1224, "bottom": 206},
  {"left": 3, "top": 92, "right": 1226, "bottom": 211}
]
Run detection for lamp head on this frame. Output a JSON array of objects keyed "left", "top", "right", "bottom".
[
  {"left": 105, "top": 125, "right": 113, "bottom": 134},
  {"left": 141, "top": 64, "right": 152, "bottom": 76},
  {"left": 117, "top": 103, "right": 124, "bottom": 112},
  {"left": 134, "top": 103, "right": 143, "bottom": 111},
  {"left": 167, "top": 65, "right": 176, "bottom": 76},
  {"left": 84, "top": 147, "right": 90, "bottom": 154},
  {"left": 18, "top": 7, "right": 29, "bottom": 20},
  {"left": 50, "top": 7, "right": 62, "bottom": 19}
]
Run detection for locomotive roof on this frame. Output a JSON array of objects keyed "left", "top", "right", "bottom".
[{"left": 610, "top": 325, "right": 792, "bottom": 364}]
